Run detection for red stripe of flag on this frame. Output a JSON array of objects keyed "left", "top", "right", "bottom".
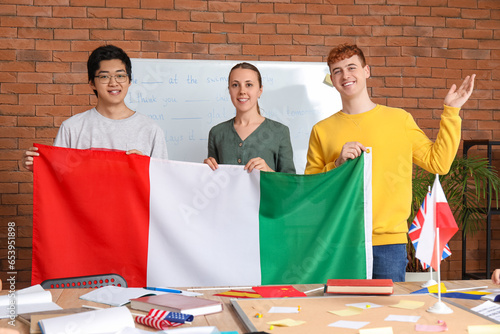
[{"left": 32, "top": 144, "right": 150, "bottom": 287}]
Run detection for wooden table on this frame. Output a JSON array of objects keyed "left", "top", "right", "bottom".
[{"left": 1, "top": 280, "right": 496, "bottom": 333}]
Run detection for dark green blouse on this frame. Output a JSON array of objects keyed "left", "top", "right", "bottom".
[{"left": 207, "top": 118, "right": 296, "bottom": 174}]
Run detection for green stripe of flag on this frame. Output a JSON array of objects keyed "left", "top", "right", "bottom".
[{"left": 259, "top": 154, "right": 370, "bottom": 285}]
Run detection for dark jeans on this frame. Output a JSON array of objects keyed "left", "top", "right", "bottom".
[{"left": 373, "top": 244, "right": 408, "bottom": 282}]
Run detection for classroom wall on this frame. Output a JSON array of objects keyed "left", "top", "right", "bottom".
[{"left": 1, "top": 0, "right": 499, "bottom": 288}]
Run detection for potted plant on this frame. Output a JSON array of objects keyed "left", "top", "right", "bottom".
[{"left": 406, "top": 156, "right": 500, "bottom": 274}]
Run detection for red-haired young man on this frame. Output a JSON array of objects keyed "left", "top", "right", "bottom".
[{"left": 305, "top": 43, "right": 475, "bottom": 282}]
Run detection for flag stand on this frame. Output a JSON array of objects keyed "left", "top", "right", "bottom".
[
  {"left": 427, "top": 227, "right": 453, "bottom": 314},
  {"left": 421, "top": 266, "right": 437, "bottom": 288}
]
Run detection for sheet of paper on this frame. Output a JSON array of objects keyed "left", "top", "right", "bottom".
[
  {"left": 359, "top": 327, "right": 394, "bottom": 334},
  {"left": 471, "top": 301, "right": 500, "bottom": 322},
  {"left": 329, "top": 306, "right": 364, "bottom": 317},
  {"left": 268, "top": 306, "right": 299, "bottom": 313},
  {"left": 266, "top": 318, "right": 306, "bottom": 327},
  {"left": 346, "top": 302, "right": 382, "bottom": 309},
  {"left": 384, "top": 314, "right": 420, "bottom": 322},
  {"left": 389, "top": 300, "right": 425, "bottom": 309},
  {"left": 467, "top": 325, "right": 500, "bottom": 334},
  {"left": 328, "top": 320, "right": 370, "bottom": 329}
]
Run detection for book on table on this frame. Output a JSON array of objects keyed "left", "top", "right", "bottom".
[
  {"left": 17, "top": 308, "right": 92, "bottom": 334},
  {"left": 37, "top": 306, "right": 134, "bottom": 334},
  {"left": 325, "top": 279, "right": 394, "bottom": 295},
  {"left": 0, "top": 285, "right": 62, "bottom": 319},
  {"left": 130, "top": 293, "right": 223, "bottom": 316}
]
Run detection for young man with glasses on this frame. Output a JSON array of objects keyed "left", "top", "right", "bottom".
[{"left": 23, "top": 45, "right": 168, "bottom": 170}]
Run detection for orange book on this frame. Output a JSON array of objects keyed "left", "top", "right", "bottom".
[
  {"left": 130, "top": 294, "right": 223, "bottom": 316},
  {"left": 325, "top": 279, "right": 394, "bottom": 295}
]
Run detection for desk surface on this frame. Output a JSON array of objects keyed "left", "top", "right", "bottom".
[{"left": 1, "top": 280, "right": 496, "bottom": 333}]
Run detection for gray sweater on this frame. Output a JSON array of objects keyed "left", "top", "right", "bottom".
[{"left": 54, "top": 108, "right": 168, "bottom": 159}]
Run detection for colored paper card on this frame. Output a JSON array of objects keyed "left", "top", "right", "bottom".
[
  {"left": 359, "top": 327, "right": 394, "bottom": 334},
  {"left": 411, "top": 287, "right": 429, "bottom": 294},
  {"left": 345, "top": 302, "right": 382, "bottom": 309},
  {"left": 323, "top": 74, "right": 333, "bottom": 87},
  {"left": 268, "top": 306, "right": 299, "bottom": 314},
  {"left": 415, "top": 320, "right": 448, "bottom": 332},
  {"left": 266, "top": 319, "right": 305, "bottom": 327},
  {"left": 452, "top": 290, "right": 489, "bottom": 295},
  {"left": 411, "top": 283, "right": 447, "bottom": 294},
  {"left": 441, "top": 292, "right": 484, "bottom": 300},
  {"left": 252, "top": 286, "right": 306, "bottom": 298},
  {"left": 467, "top": 325, "right": 500, "bottom": 334},
  {"left": 329, "top": 306, "right": 364, "bottom": 317},
  {"left": 385, "top": 314, "right": 420, "bottom": 323},
  {"left": 328, "top": 320, "right": 370, "bottom": 329},
  {"left": 389, "top": 300, "right": 425, "bottom": 310},
  {"left": 213, "top": 290, "right": 261, "bottom": 298},
  {"left": 427, "top": 283, "right": 447, "bottom": 294}
]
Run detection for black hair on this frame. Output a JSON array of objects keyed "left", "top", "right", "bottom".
[{"left": 87, "top": 45, "right": 132, "bottom": 97}]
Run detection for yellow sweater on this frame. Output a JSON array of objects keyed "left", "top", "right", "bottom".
[{"left": 305, "top": 104, "right": 461, "bottom": 246}]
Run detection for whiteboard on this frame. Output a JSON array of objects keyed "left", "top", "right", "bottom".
[{"left": 126, "top": 59, "right": 342, "bottom": 173}]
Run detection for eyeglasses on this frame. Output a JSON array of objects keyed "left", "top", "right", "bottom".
[{"left": 95, "top": 74, "right": 129, "bottom": 84}]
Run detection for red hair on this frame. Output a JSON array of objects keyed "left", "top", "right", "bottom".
[{"left": 327, "top": 43, "right": 366, "bottom": 68}]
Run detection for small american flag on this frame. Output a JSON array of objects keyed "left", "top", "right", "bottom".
[{"left": 135, "top": 309, "right": 185, "bottom": 330}]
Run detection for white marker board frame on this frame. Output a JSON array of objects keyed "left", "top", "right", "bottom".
[{"left": 126, "top": 59, "right": 341, "bottom": 173}]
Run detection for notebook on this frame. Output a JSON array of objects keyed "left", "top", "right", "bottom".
[
  {"left": 38, "top": 306, "right": 134, "bottom": 334},
  {"left": 0, "top": 285, "right": 62, "bottom": 319}
]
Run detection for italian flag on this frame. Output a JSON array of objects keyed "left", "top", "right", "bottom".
[{"left": 32, "top": 144, "right": 373, "bottom": 287}]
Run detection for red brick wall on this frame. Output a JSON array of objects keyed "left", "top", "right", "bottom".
[{"left": 1, "top": 0, "right": 499, "bottom": 288}]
